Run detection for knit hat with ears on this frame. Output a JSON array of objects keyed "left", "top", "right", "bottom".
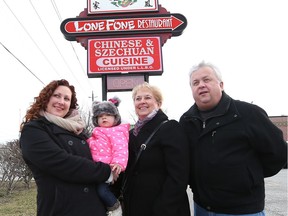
[{"left": 91, "top": 97, "right": 121, "bottom": 127}]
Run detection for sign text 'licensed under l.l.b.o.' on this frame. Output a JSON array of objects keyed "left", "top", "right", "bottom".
[{"left": 87, "top": 36, "right": 163, "bottom": 77}]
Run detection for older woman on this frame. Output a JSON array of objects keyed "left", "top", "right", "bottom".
[
  {"left": 19, "top": 79, "right": 117, "bottom": 216},
  {"left": 122, "top": 82, "right": 191, "bottom": 216}
]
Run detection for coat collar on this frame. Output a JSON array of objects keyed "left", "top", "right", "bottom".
[
  {"left": 184, "top": 91, "right": 232, "bottom": 120},
  {"left": 132, "top": 109, "right": 168, "bottom": 136}
]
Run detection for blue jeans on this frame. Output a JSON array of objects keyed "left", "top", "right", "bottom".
[
  {"left": 194, "top": 202, "right": 265, "bottom": 216},
  {"left": 96, "top": 183, "right": 118, "bottom": 208}
]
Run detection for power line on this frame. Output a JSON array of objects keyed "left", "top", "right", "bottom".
[
  {"left": 0, "top": 42, "right": 45, "bottom": 85},
  {"left": 51, "top": 0, "right": 86, "bottom": 75},
  {"left": 2, "top": 0, "right": 62, "bottom": 78},
  {"left": 3, "top": 0, "right": 94, "bottom": 98},
  {"left": 29, "top": 0, "right": 91, "bottom": 95},
  {"left": 50, "top": 0, "right": 94, "bottom": 90},
  {"left": 3, "top": 0, "right": 99, "bottom": 99},
  {"left": 50, "top": 0, "right": 62, "bottom": 21}
]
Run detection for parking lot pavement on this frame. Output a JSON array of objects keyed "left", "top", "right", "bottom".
[
  {"left": 187, "top": 169, "right": 287, "bottom": 216},
  {"left": 264, "top": 169, "right": 287, "bottom": 216}
]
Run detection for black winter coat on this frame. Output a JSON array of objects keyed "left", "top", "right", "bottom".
[
  {"left": 20, "top": 117, "right": 111, "bottom": 216},
  {"left": 122, "top": 110, "right": 191, "bottom": 216},
  {"left": 179, "top": 92, "right": 287, "bottom": 214}
]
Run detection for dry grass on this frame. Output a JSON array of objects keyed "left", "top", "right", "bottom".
[{"left": 0, "top": 184, "right": 37, "bottom": 216}]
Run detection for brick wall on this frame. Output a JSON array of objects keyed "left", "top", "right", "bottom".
[{"left": 269, "top": 116, "right": 288, "bottom": 142}]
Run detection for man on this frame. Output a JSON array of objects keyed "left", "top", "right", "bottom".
[{"left": 179, "top": 61, "right": 287, "bottom": 216}]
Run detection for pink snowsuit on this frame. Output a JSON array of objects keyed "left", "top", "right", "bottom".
[{"left": 87, "top": 123, "right": 130, "bottom": 171}]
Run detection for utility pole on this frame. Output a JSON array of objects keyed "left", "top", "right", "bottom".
[{"left": 89, "top": 91, "right": 95, "bottom": 102}]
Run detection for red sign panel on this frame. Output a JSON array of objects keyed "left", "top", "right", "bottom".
[
  {"left": 65, "top": 16, "right": 183, "bottom": 33},
  {"left": 88, "top": 37, "right": 163, "bottom": 77},
  {"left": 60, "top": 14, "right": 187, "bottom": 41}
]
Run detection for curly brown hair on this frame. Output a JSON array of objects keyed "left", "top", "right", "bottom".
[{"left": 20, "top": 79, "right": 78, "bottom": 131}]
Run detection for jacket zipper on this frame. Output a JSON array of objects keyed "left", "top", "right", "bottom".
[{"left": 203, "top": 121, "right": 206, "bottom": 129}]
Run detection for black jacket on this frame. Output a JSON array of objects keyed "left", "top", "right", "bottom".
[
  {"left": 20, "top": 117, "right": 111, "bottom": 216},
  {"left": 122, "top": 110, "right": 191, "bottom": 216},
  {"left": 179, "top": 92, "right": 287, "bottom": 214}
]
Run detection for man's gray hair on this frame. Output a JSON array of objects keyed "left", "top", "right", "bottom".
[{"left": 189, "top": 61, "right": 223, "bottom": 86}]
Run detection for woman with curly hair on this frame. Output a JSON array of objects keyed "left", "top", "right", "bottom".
[{"left": 19, "top": 79, "right": 118, "bottom": 216}]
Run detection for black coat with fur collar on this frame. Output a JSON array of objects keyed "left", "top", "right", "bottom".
[{"left": 20, "top": 117, "right": 111, "bottom": 216}]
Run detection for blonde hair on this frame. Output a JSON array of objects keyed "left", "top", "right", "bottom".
[{"left": 132, "top": 82, "right": 163, "bottom": 107}]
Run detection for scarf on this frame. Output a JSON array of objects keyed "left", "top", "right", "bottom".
[
  {"left": 40, "top": 109, "right": 85, "bottom": 135},
  {"left": 133, "top": 109, "right": 158, "bottom": 136}
]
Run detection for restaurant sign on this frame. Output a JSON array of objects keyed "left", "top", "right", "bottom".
[{"left": 88, "top": 36, "right": 163, "bottom": 77}]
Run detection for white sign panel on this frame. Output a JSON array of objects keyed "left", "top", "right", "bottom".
[{"left": 88, "top": 0, "right": 159, "bottom": 14}]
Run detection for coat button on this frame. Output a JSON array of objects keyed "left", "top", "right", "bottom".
[
  {"left": 83, "top": 187, "right": 89, "bottom": 193},
  {"left": 68, "top": 140, "right": 73, "bottom": 146},
  {"left": 81, "top": 140, "right": 86, "bottom": 145}
]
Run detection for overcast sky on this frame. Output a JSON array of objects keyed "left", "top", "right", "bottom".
[{"left": 1, "top": 0, "right": 287, "bottom": 143}]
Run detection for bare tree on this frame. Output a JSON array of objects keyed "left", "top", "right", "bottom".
[
  {"left": 80, "top": 107, "right": 94, "bottom": 138},
  {"left": 0, "top": 139, "right": 33, "bottom": 195}
]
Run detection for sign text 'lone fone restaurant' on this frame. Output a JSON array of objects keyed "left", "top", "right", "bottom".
[{"left": 61, "top": 14, "right": 186, "bottom": 40}]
